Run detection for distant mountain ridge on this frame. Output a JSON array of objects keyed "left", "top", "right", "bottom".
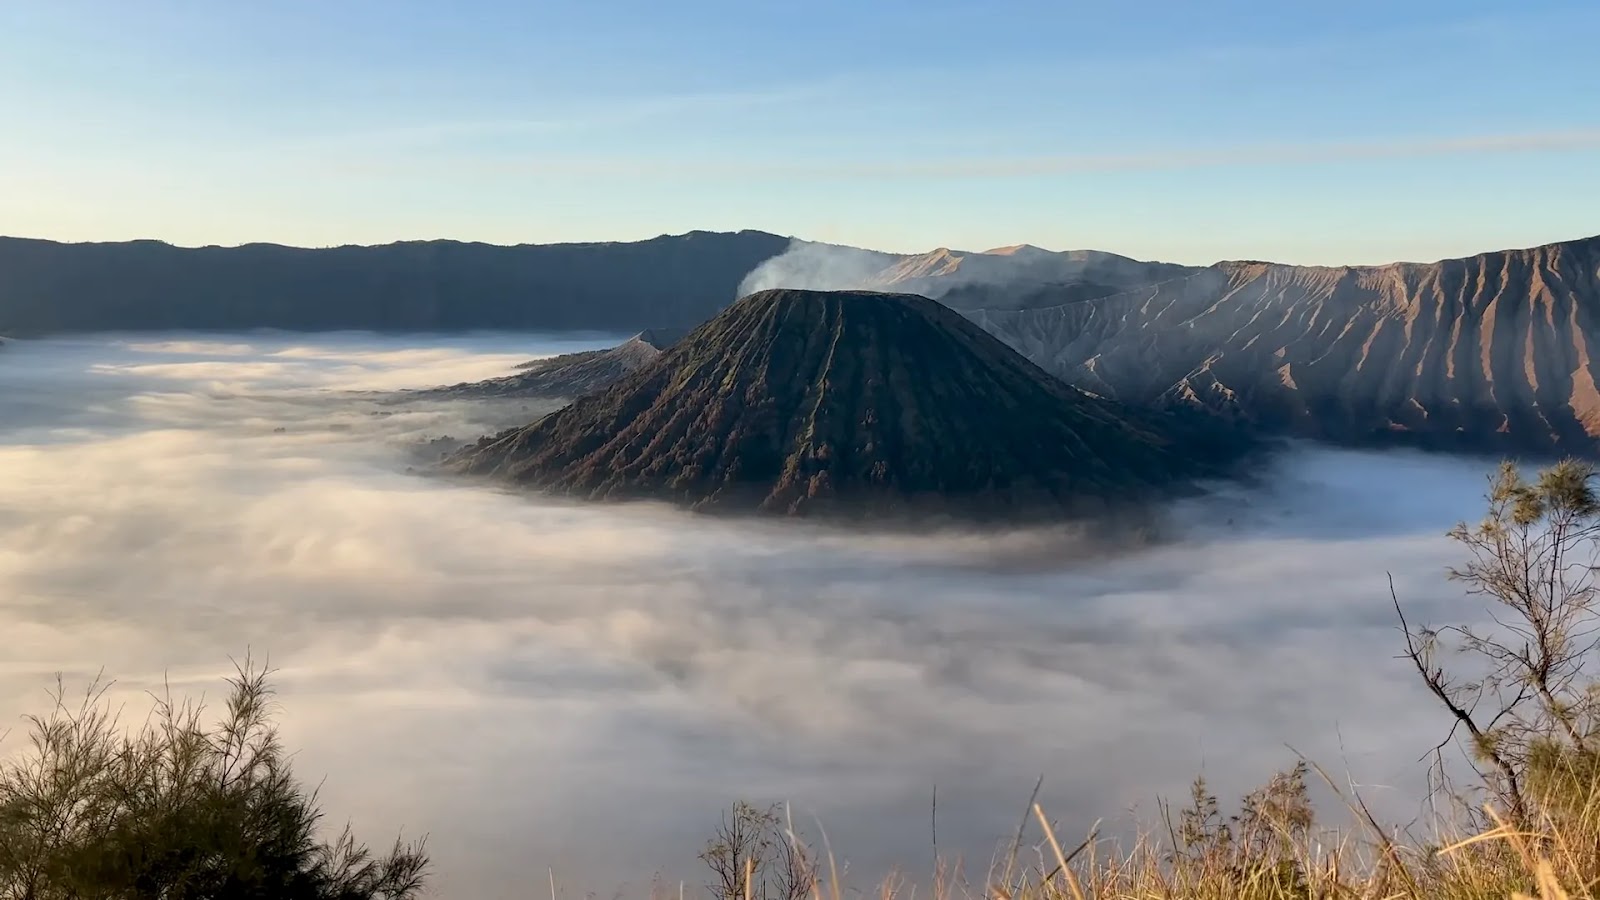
[
  {"left": 9, "top": 227, "right": 1600, "bottom": 454},
  {"left": 874, "top": 244, "right": 1194, "bottom": 297},
  {"left": 968, "top": 234, "right": 1600, "bottom": 454},
  {"left": 734, "top": 232, "right": 1600, "bottom": 454},
  {"left": 0, "top": 231, "right": 790, "bottom": 335},
  {"left": 736, "top": 240, "right": 1194, "bottom": 312}
]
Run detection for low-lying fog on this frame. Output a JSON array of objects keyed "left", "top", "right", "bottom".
[{"left": 0, "top": 333, "right": 1510, "bottom": 898}]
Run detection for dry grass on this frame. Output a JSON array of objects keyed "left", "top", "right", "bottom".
[
  {"left": 698, "top": 747, "right": 1600, "bottom": 900},
  {"left": 9, "top": 673, "right": 1600, "bottom": 900},
  {"left": 943, "top": 799, "right": 1588, "bottom": 900}
]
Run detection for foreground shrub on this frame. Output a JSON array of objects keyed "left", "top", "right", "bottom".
[{"left": 0, "top": 662, "right": 427, "bottom": 900}]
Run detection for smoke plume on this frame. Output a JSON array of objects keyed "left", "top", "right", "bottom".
[{"left": 737, "top": 239, "right": 898, "bottom": 297}]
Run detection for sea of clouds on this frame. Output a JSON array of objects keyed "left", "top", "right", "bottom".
[{"left": 0, "top": 332, "right": 1511, "bottom": 898}]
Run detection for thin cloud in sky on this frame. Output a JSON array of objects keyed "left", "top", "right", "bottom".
[
  {"left": 331, "top": 126, "right": 1600, "bottom": 181},
  {"left": 272, "top": 81, "right": 839, "bottom": 154},
  {"left": 330, "top": 6, "right": 1583, "bottom": 160},
  {"left": 874, "top": 128, "right": 1600, "bottom": 178}
]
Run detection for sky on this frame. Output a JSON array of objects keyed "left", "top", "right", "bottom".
[{"left": 1, "top": 0, "right": 1597, "bottom": 265}]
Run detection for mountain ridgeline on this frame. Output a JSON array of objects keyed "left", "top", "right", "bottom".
[
  {"left": 8, "top": 227, "right": 1600, "bottom": 455},
  {"left": 0, "top": 231, "right": 789, "bottom": 335},
  {"left": 740, "top": 235, "right": 1600, "bottom": 455},
  {"left": 447, "top": 289, "right": 1251, "bottom": 520},
  {"left": 964, "top": 235, "right": 1600, "bottom": 454},
  {"left": 413, "top": 329, "right": 685, "bottom": 400}
]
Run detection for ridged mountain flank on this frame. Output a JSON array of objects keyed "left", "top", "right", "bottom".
[
  {"left": 969, "top": 235, "right": 1600, "bottom": 454},
  {"left": 414, "top": 329, "right": 685, "bottom": 400},
  {"left": 448, "top": 289, "right": 1249, "bottom": 520}
]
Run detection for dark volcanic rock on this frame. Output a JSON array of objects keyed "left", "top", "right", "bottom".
[
  {"left": 418, "top": 331, "right": 679, "bottom": 400},
  {"left": 448, "top": 289, "right": 1251, "bottom": 520},
  {"left": 509, "top": 327, "right": 685, "bottom": 371},
  {"left": 630, "top": 327, "right": 688, "bottom": 351}
]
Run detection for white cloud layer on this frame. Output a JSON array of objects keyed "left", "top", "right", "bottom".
[{"left": 0, "top": 333, "right": 1507, "bottom": 898}]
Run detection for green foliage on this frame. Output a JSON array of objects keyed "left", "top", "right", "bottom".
[
  {"left": 0, "top": 663, "right": 427, "bottom": 900},
  {"left": 1399, "top": 458, "right": 1600, "bottom": 825}
]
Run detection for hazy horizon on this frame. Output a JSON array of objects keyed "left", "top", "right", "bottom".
[
  {"left": 4, "top": 226, "right": 1595, "bottom": 272},
  {"left": 0, "top": 330, "right": 1521, "bottom": 897},
  {"left": 4, "top": 2, "right": 1597, "bottom": 266}
]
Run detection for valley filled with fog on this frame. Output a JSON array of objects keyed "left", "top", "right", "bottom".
[{"left": 0, "top": 333, "right": 1516, "bottom": 898}]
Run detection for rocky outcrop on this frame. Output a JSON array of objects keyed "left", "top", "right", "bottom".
[
  {"left": 447, "top": 289, "right": 1252, "bottom": 520},
  {"left": 415, "top": 330, "right": 685, "bottom": 400}
]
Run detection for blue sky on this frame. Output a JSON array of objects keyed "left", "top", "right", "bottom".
[{"left": 1, "top": 0, "right": 1597, "bottom": 264}]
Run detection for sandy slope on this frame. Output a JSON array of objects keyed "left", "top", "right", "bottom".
[{"left": 969, "top": 235, "right": 1600, "bottom": 453}]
